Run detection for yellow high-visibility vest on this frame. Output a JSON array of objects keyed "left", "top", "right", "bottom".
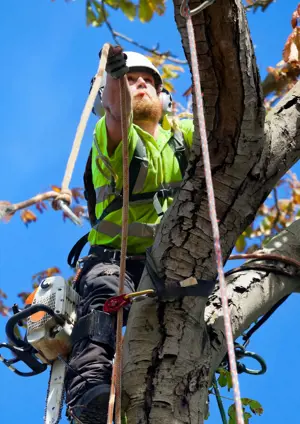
[{"left": 88, "top": 116, "right": 194, "bottom": 254}]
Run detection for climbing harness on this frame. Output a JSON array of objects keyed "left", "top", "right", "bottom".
[
  {"left": 67, "top": 129, "right": 190, "bottom": 268},
  {"left": 179, "top": 0, "right": 245, "bottom": 422}
]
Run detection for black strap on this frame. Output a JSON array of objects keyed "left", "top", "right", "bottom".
[
  {"left": 128, "top": 137, "right": 146, "bottom": 196},
  {"left": 168, "top": 129, "right": 189, "bottom": 177},
  {"left": 96, "top": 187, "right": 178, "bottom": 223},
  {"left": 145, "top": 249, "right": 215, "bottom": 299},
  {"left": 71, "top": 310, "right": 116, "bottom": 350},
  {"left": 67, "top": 233, "right": 89, "bottom": 268}
]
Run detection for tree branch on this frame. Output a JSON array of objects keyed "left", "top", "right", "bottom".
[
  {"left": 112, "top": 31, "right": 188, "bottom": 64},
  {"left": 206, "top": 219, "right": 300, "bottom": 377},
  {"left": 123, "top": 1, "right": 300, "bottom": 422}
]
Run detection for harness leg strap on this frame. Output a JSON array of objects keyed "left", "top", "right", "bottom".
[{"left": 71, "top": 310, "right": 116, "bottom": 351}]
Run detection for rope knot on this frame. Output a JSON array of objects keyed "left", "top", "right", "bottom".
[{"left": 52, "top": 189, "right": 72, "bottom": 211}]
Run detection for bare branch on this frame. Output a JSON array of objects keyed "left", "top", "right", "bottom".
[
  {"left": 0, "top": 191, "right": 58, "bottom": 219},
  {"left": 206, "top": 219, "right": 300, "bottom": 374},
  {"left": 112, "top": 31, "right": 188, "bottom": 64},
  {"left": 100, "top": 1, "right": 119, "bottom": 45}
]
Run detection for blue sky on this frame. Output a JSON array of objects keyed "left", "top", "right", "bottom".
[{"left": 0, "top": 0, "right": 299, "bottom": 423}]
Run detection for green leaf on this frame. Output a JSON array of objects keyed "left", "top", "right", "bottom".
[
  {"left": 163, "top": 80, "right": 174, "bottom": 93},
  {"left": 138, "top": 0, "right": 165, "bottom": 22},
  {"left": 241, "top": 398, "right": 252, "bottom": 406},
  {"left": 243, "top": 225, "right": 253, "bottom": 237},
  {"left": 86, "top": 0, "right": 109, "bottom": 27},
  {"left": 138, "top": 0, "right": 155, "bottom": 22},
  {"left": 120, "top": 0, "right": 136, "bottom": 20},
  {"left": 235, "top": 234, "right": 246, "bottom": 252},
  {"left": 249, "top": 400, "right": 264, "bottom": 416},
  {"left": 228, "top": 404, "right": 237, "bottom": 424},
  {"left": 244, "top": 412, "right": 252, "bottom": 424},
  {"left": 86, "top": 1, "right": 98, "bottom": 26},
  {"left": 218, "top": 370, "right": 228, "bottom": 387},
  {"left": 105, "top": 0, "right": 120, "bottom": 10}
]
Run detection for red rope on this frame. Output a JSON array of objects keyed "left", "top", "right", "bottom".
[
  {"left": 182, "top": 8, "right": 245, "bottom": 424},
  {"left": 106, "top": 77, "right": 130, "bottom": 424}
]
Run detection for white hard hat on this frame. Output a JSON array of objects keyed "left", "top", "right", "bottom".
[
  {"left": 92, "top": 51, "right": 165, "bottom": 116},
  {"left": 124, "top": 51, "right": 162, "bottom": 87}
]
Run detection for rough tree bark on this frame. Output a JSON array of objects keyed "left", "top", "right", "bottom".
[{"left": 122, "top": 0, "right": 300, "bottom": 423}]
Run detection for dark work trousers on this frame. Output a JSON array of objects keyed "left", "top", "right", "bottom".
[{"left": 65, "top": 257, "right": 145, "bottom": 410}]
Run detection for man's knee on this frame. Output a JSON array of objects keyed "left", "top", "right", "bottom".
[{"left": 77, "top": 261, "right": 135, "bottom": 318}]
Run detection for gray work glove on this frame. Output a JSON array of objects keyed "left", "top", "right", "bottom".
[{"left": 100, "top": 45, "right": 129, "bottom": 79}]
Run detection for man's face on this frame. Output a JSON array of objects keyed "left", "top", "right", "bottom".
[{"left": 127, "top": 71, "right": 162, "bottom": 122}]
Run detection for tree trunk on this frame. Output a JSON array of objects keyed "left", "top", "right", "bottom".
[{"left": 122, "top": 1, "right": 300, "bottom": 423}]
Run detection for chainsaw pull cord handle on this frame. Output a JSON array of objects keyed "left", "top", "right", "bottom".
[{"left": 5, "top": 304, "right": 64, "bottom": 348}]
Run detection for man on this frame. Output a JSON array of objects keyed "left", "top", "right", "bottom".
[{"left": 65, "top": 45, "right": 194, "bottom": 423}]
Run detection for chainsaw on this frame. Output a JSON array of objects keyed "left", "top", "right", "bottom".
[{"left": 0, "top": 275, "right": 81, "bottom": 424}]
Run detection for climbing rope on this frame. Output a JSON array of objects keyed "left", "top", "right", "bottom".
[
  {"left": 0, "top": 44, "right": 111, "bottom": 227},
  {"left": 180, "top": 1, "right": 244, "bottom": 423},
  {"left": 51, "top": 43, "right": 111, "bottom": 216},
  {"left": 106, "top": 76, "right": 130, "bottom": 424}
]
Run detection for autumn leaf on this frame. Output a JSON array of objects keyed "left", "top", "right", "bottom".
[
  {"left": 0, "top": 289, "right": 9, "bottom": 316},
  {"left": 32, "top": 267, "right": 61, "bottom": 286},
  {"left": 71, "top": 187, "right": 84, "bottom": 204},
  {"left": 21, "top": 209, "right": 37, "bottom": 226},
  {"left": 18, "top": 291, "right": 32, "bottom": 304},
  {"left": 51, "top": 185, "right": 61, "bottom": 193},
  {"left": 36, "top": 201, "right": 47, "bottom": 214}
]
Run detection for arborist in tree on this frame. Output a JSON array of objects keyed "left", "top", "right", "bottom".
[{"left": 65, "top": 45, "right": 194, "bottom": 423}]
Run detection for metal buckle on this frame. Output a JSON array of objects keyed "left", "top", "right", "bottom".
[
  {"left": 180, "top": 0, "right": 216, "bottom": 17},
  {"left": 103, "top": 248, "right": 121, "bottom": 262}
]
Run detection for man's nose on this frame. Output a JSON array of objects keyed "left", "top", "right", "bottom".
[{"left": 136, "top": 77, "right": 147, "bottom": 89}]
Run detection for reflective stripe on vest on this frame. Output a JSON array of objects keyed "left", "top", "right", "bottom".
[
  {"left": 95, "top": 181, "right": 181, "bottom": 205},
  {"left": 95, "top": 220, "right": 157, "bottom": 238}
]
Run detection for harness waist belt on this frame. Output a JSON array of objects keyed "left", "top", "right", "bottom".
[{"left": 89, "top": 245, "right": 145, "bottom": 263}]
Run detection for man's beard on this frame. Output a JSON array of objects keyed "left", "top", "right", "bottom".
[{"left": 133, "top": 95, "right": 162, "bottom": 123}]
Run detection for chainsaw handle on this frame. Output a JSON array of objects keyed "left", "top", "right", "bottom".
[
  {"left": 0, "top": 343, "right": 47, "bottom": 376},
  {"left": 5, "top": 304, "right": 64, "bottom": 348}
]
